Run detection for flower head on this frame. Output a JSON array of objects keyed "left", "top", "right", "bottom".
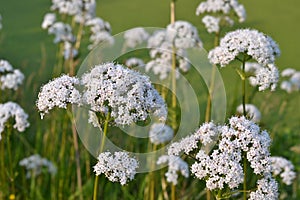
[
  {"left": 0, "top": 60, "right": 24, "bottom": 91},
  {"left": 125, "top": 57, "right": 145, "bottom": 68},
  {"left": 249, "top": 175, "right": 279, "bottom": 200},
  {"left": 93, "top": 151, "right": 139, "bottom": 185},
  {"left": 280, "top": 68, "right": 300, "bottom": 93},
  {"left": 42, "top": 13, "right": 56, "bottom": 29},
  {"left": 236, "top": 104, "right": 261, "bottom": 123},
  {"left": 124, "top": 27, "right": 149, "bottom": 48},
  {"left": 157, "top": 155, "right": 189, "bottom": 185},
  {"left": 81, "top": 63, "right": 167, "bottom": 125},
  {"left": 0, "top": 102, "right": 30, "bottom": 140},
  {"left": 208, "top": 29, "right": 280, "bottom": 67},
  {"left": 48, "top": 22, "right": 75, "bottom": 43},
  {"left": 149, "top": 123, "right": 174, "bottom": 145},
  {"left": 19, "top": 154, "right": 57, "bottom": 178},
  {"left": 36, "top": 74, "right": 81, "bottom": 118},
  {"left": 270, "top": 156, "right": 296, "bottom": 185}
]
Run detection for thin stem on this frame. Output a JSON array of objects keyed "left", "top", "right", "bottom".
[
  {"left": 242, "top": 55, "right": 247, "bottom": 116},
  {"left": 6, "top": 127, "right": 15, "bottom": 197},
  {"left": 243, "top": 155, "right": 247, "bottom": 200},
  {"left": 67, "top": 109, "right": 83, "bottom": 200},
  {"left": 170, "top": 0, "right": 177, "bottom": 131},
  {"left": 93, "top": 112, "right": 110, "bottom": 200},
  {"left": 171, "top": 184, "right": 176, "bottom": 200}
]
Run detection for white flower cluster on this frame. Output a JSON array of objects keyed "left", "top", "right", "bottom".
[
  {"left": 157, "top": 155, "right": 189, "bottom": 185},
  {"left": 50, "top": 0, "right": 96, "bottom": 23},
  {"left": 270, "top": 156, "right": 296, "bottom": 185},
  {"left": 149, "top": 123, "right": 174, "bottom": 145},
  {"left": 42, "top": 14, "right": 78, "bottom": 59},
  {"left": 124, "top": 27, "right": 149, "bottom": 48},
  {"left": 249, "top": 175, "right": 278, "bottom": 200},
  {"left": 125, "top": 57, "right": 145, "bottom": 68},
  {"left": 146, "top": 21, "right": 202, "bottom": 80},
  {"left": 280, "top": 68, "right": 300, "bottom": 93},
  {"left": 168, "top": 122, "right": 219, "bottom": 156},
  {"left": 191, "top": 149, "right": 243, "bottom": 190},
  {"left": 0, "top": 59, "right": 24, "bottom": 91},
  {"left": 202, "top": 15, "right": 220, "bottom": 33},
  {"left": 169, "top": 116, "right": 276, "bottom": 192},
  {"left": 19, "top": 154, "right": 57, "bottom": 178},
  {"left": 244, "top": 62, "right": 279, "bottom": 91},
  {"left": 0, "top": 102, "right": 30, "bottom": 140},
  {"left": 208, "top": 29, "right": 280, "bottom": 67},
  {"left": 82, "top": 63, "right": 167, "bottom": 125},
  {"left": 36, "top": 74, "right": 81, "bottom": 119},
  {"left": 236, "top": 104, "right": 261, "bottom": 123},
  {"left": 93, "top": 151, "right": 139, "bottom": 185},
  {"left": 196, "top": 0, "right": 246, "bottom": 23},
  {"left": 85, "top": 17, "right": 114, "bottom": 50}
]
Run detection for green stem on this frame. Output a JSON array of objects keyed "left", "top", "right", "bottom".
[
  {"left": 6, "top": 127, "right": 15, "bottom": 197},
  {"left": 241, "top": 55, "right": 247, "bottom": 116},
  {"left": 93, "top": 112, "right": 110, "bottom": 200}
]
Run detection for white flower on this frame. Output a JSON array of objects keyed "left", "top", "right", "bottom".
[
  {"left": 280, "top": 68, "right": 300, "bottom": 93},
  {"left": 41, "top": 13, "right": 56, "bottom": 29},
  {"left": 0, "top": 102, "right": 30, "bottom": 140},
  {"left": 81, "top": 63, "right": 167, "bottom": 125},
  {"left": 157, "top": 155, "right": 189, "bottom": 185},
  {"left": 19, "top": 154, "right": 56, "bottom": 178},
  {"left": 63, "top": 41, "right": 78, "bottom": 60},
  {"left": 125, "top": 57, "right": 145, "bottom": 68},
  {"left": 48, "top": 22, "right": 75, "bottom": 43},
  {"left": 202, "top": 15, "right": 220, "bottom": 33},
  {"left": 36, "top": 74, "right": 81, "bottom": 118},
  {"left": 166, "top": 21, "right": 202, "bottom": 49},
  {"left": 85, "top": 17, "right": 113, "bottom": 50},
  {"left": 191, "top": 149, "right": 244, "bottom": 190},
  {"left": 149, "top": 123, "right": 174, "bottom": 145},
  {"left": 270, "top": 156, "right": 296, "bottom": 185},
  {"left": 93, "top": 151, "right": 139, "bottom": 185},
  {"left": 196, "top": 0, "right": 246, "bottom": 23},
  {"left": 249, "top": 175, "right": 279, "bottom": 200},
  {"left": 208, "top": 29, "right": 280, "bottom": 67},
  {"left": 0, "top": 60, "right": 24, "bottom": 90},
  {"left": 124, "top": 27, "right": 149, "bottom": 48},
  {"left": 146, "top": 21, "right": 201, "bottom": 80},
  {"left": 236, "top": 104, "right": 261, "bottom": 123}
]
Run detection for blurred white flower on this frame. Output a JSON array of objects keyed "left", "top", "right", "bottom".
[
  {"left": 48, "top": 22, "right": 75, "bottom": 43},
  {"left": 236, "top": 104, "right": 261, "bottom": 123},
  {"left": 63, "top": 41, "right": 78, "bottom": 60},
  {"left": 146, "top": 21, "right": 201, "bottom": 80},
  {"left": 19, "top": 154, "right": 57, "bottom": 178},
  {"left": 82, "top": 63, "right": 167, "bottom": 125},
  {"left": 149, "top": 123, "right": 174, "bottom": 145},
  {"left": 208, "top": 29, "right": 280, "bottom": 67},
  {"left": 196, "top": 0, "right": 246, "bottom": 23},
  {"left": 0, "top": 60, "right": 25, "bottom": 91},
  {"left": 124, "top": 27, "right": 149, "bottom": 48},
  {"left": 0, "top": 102, "right": 30, "bottom": 140},
  {"left": 280, "top": 68, "right": 300, "bottom": 93},
  {"left": 270, "top": 156, "right": 296, "bottom": 185},
  {"left": 85, "top": 17, "right": 113, "bottom": 50},
  {"left": 93, "top": 151, "right": 139, "bottom": 185},
  {"left": 36, "top": 74, "right": 81, "bottom": 118},
  {"left": 41, "top": 13, "right": 56, "bottom": 29},
  {"left": 157, "top": 155, "right": 189, "bottom": 185},
  {"left": 202, "top": 15, "right": 220, "bottom": 33},
  {"left": 125, "top": 57, "right": 145, "bottom": 68}
]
